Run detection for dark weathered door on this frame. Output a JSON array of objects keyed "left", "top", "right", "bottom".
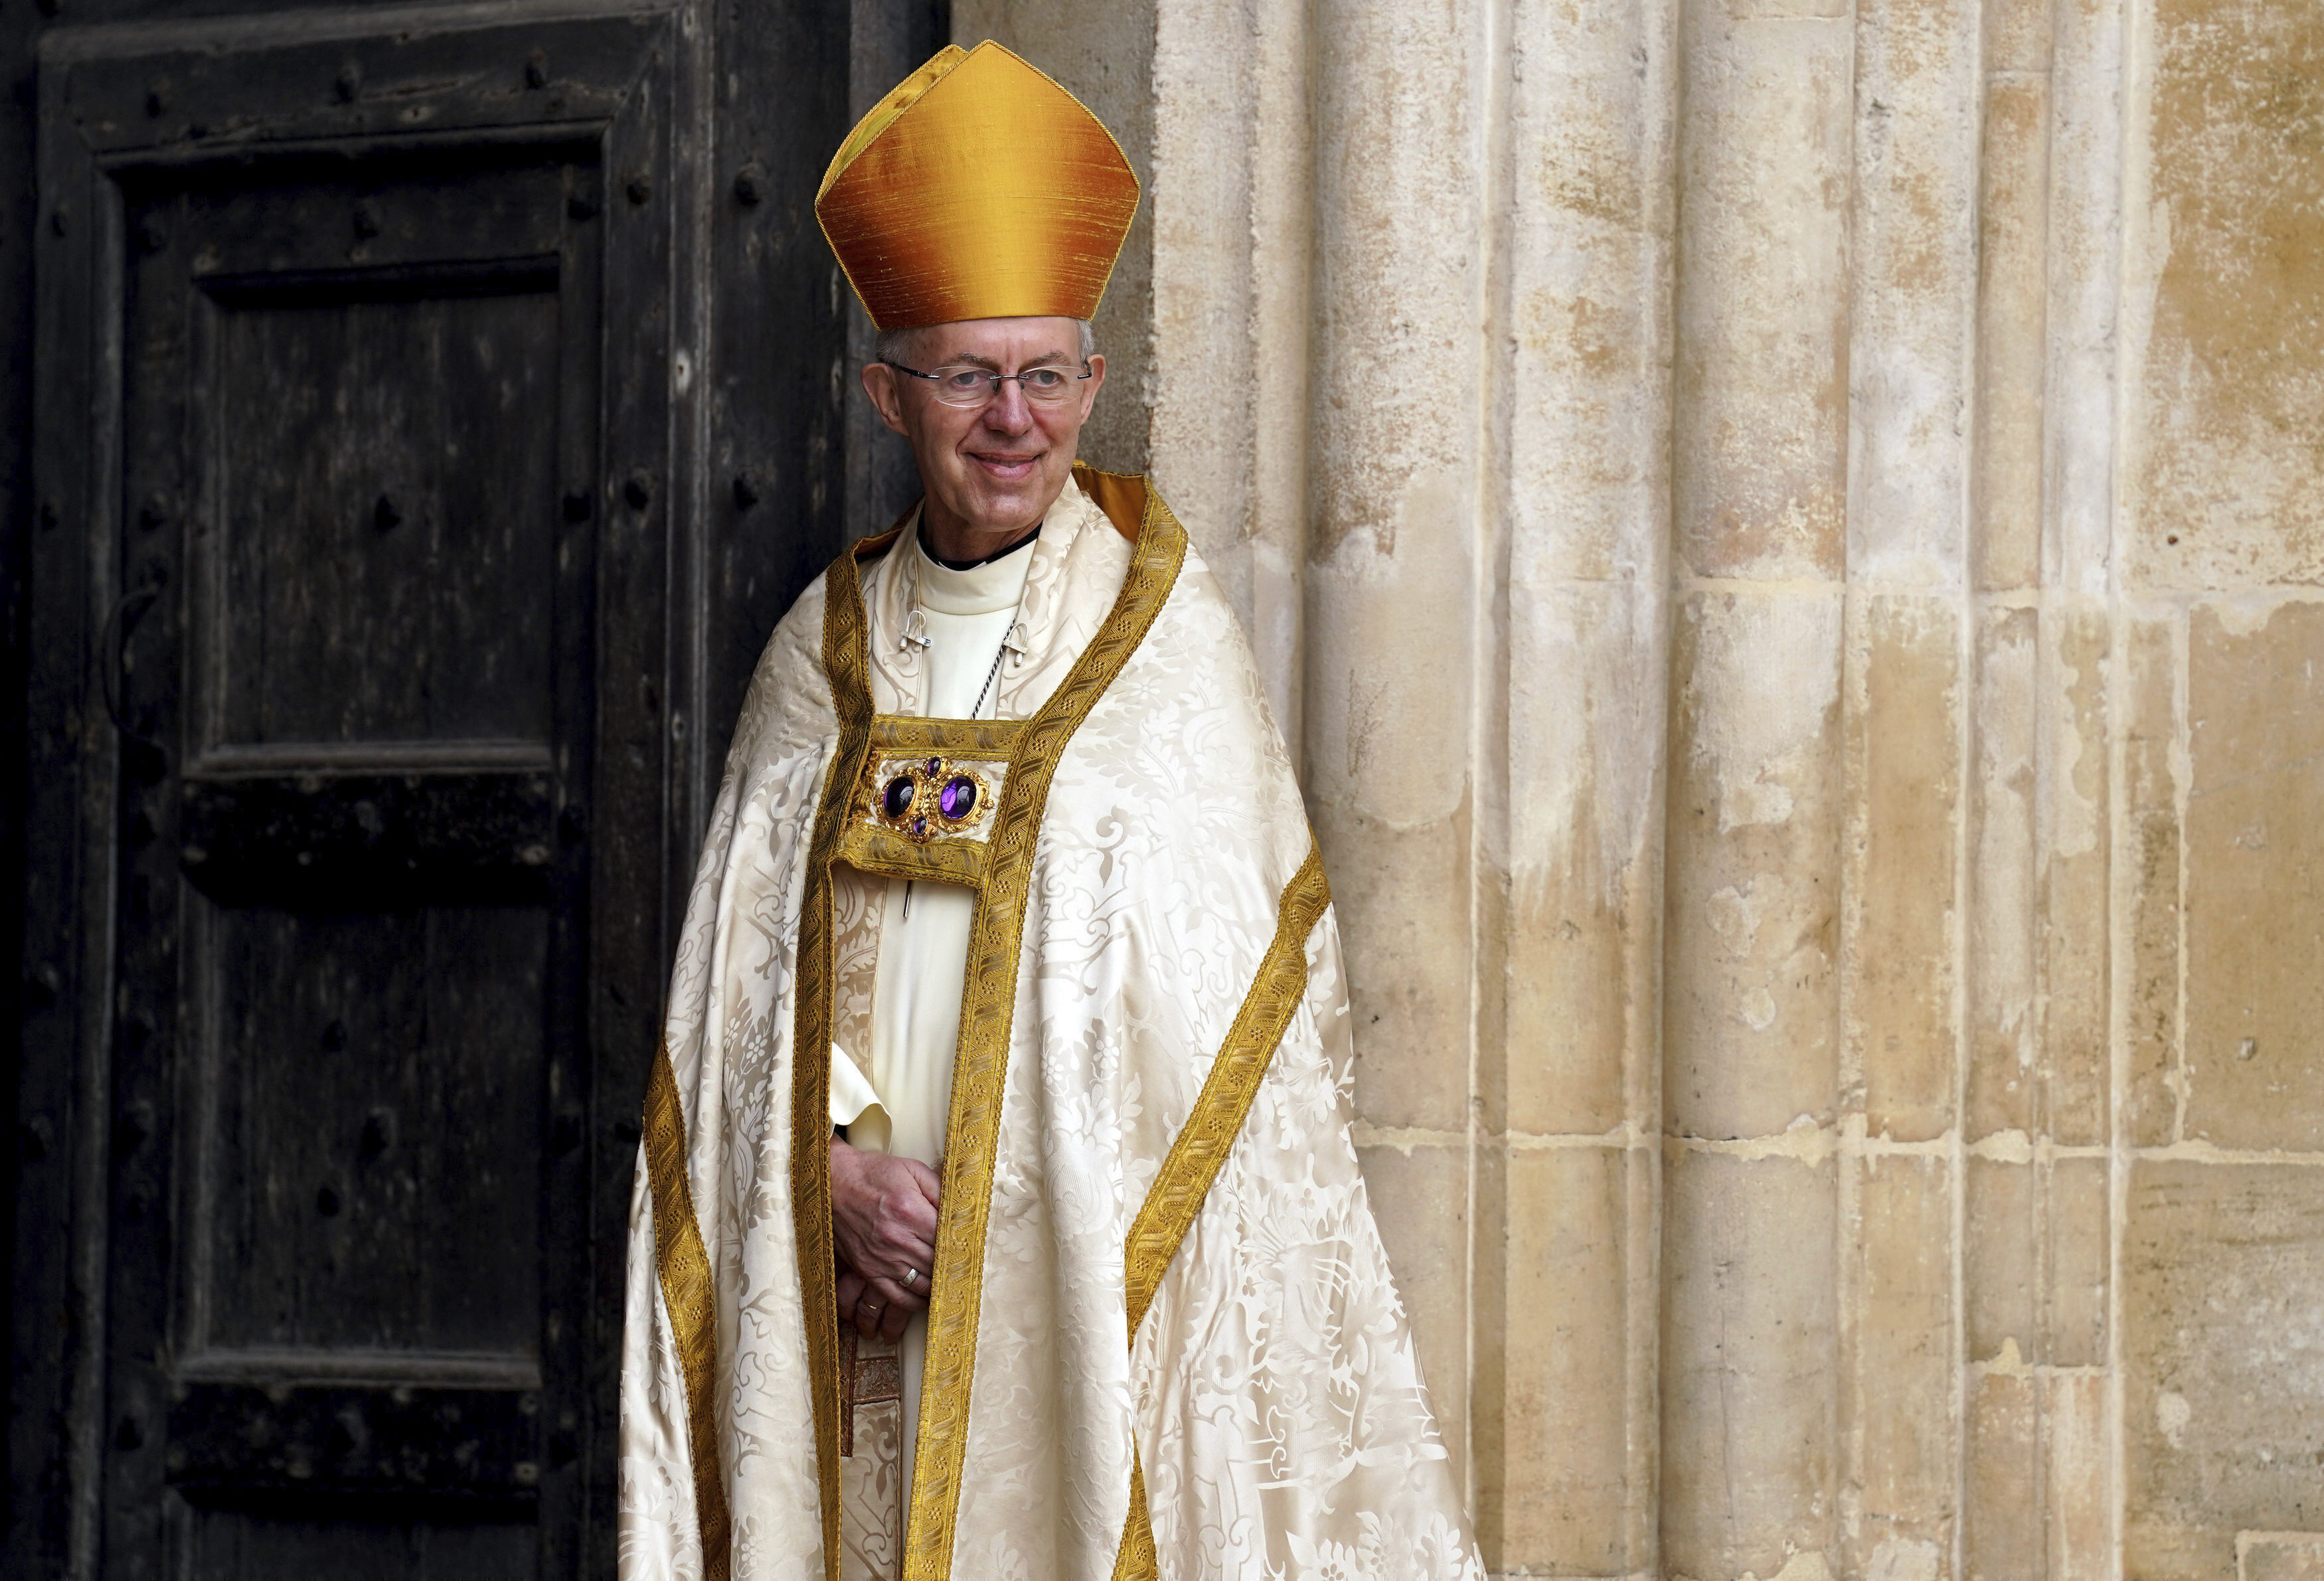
[{"left": 14, "top": 3, "right": 857, "bottom": 1576}]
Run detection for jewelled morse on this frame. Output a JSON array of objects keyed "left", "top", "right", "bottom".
[{"left": 868, "top": 756, "right": 993, "bottom": 843}]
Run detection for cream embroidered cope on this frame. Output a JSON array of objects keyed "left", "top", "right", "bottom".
[{"left": 616, "top": 472, "right": 1483, "bottom": 1581}]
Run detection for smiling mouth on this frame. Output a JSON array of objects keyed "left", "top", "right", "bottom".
[{"left": 970, "top": 452, "right": 1042, "bottom": 475}]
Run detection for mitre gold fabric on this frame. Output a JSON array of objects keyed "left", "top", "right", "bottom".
[{"left": 815, "top": 41, "right": 1141, "bottom": 329}]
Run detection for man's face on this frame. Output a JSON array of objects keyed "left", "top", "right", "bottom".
[{"left": 861, "top": 316, "right": 1106, "bottom": 556}]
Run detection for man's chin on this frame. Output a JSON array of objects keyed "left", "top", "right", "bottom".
[{"left": 946, "top": 479, "right": 1059, "bottom": 535}]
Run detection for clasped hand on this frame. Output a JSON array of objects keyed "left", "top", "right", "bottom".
[{"left": 830, "top": 1135, "right": 942, "bottom": 1343}]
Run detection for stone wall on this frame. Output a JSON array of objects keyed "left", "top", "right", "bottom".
[{"left": 957, "top": 1, "right": 2324, "bottom": 1575}]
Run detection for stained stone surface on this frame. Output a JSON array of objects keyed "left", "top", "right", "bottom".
[{"left": 959, "top": 0, "right": 2324, "bottom": 1572}]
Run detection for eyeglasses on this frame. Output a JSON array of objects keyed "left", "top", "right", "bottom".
[{"left": 883, "top": 359, "right": 1092, "bottom": 408}]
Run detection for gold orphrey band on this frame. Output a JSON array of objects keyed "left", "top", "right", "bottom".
[
  {"left": 643, "top": 1042, "right": 732, "bottom": 1581},
  {"left": 902, "top": 479, "right": 1187, "bottom": 1580}
]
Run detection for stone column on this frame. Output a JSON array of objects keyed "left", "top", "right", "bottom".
[
  {"left": 2116, "top": 0, "right": 2324, "bottom": 1576},
  {"left": 989, "top": 0, "right": 2324, "bottom": 1572},
  {"left": 1659, "top": 0, "right": 1853, "bottom": 1572},
  {"left": 1295, "top": 0, "right": 1497, "bottom": 1489},
  {"left": 1836, "top": 0, "right": 1979, "bottom": 1576},
  {"left": 1471, "top": 0, "right": 1675, "bottom": 1572}
]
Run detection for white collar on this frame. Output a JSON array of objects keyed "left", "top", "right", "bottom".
[{"left": 912, "top": 526, "right": 1038, "bottom": 617}]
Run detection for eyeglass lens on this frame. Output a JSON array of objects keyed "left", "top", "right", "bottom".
[{"left": 926, "top": 365, "right": 1084, "bottom": 406}]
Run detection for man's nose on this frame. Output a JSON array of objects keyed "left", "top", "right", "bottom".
[{"left": 981, "top": 378, "right": 1035, "bottom": 432}]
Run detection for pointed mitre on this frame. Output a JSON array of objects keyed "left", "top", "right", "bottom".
[{"left": 815, "top": 41, "right": 1141, "bottom": 330}]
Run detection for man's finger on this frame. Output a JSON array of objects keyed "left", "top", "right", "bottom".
[
  {"left": 849, "top": 1285, "right": 892, "bottom": 1337},
  {"left": 880, "top": 1301, "right": 910, "bottom": 1343},
  {"left": 902, "top": 1157, "right": 944, "bottom": 1206},
  {"left": 865, "top": 1275, "right": 925, "bottom": 1313},
  {"left": 878, "top": 1232, "right": 937, "bottom": 1278}
]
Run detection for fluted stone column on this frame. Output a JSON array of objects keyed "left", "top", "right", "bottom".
[{"left": 964, "top": 0, "right": 2324, "bottom": 1572}]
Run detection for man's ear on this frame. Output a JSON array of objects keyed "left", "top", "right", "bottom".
[
  {"left": 1078, "top": 353, "right": 1106, "bottom": 418},
  {"left": 861, "top": 363, "right": 910, "bottom": 437}
]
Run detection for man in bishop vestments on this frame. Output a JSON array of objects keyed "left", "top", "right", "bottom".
[{"left": 617, "top": 39, "right": 1482, "bottom": 1581}]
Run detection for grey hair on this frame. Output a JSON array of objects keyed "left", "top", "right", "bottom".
[{"left": 874, "top": 319, "right": 1096, "bottom": 368}]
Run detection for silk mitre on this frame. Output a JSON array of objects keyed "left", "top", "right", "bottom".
[{"left": 616, "top": 468, "right": 1483, "bottom": 1581}]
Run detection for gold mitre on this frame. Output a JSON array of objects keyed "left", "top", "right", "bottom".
[{"left": 815, "top": 41, "right": 1140, "bottom": 329}]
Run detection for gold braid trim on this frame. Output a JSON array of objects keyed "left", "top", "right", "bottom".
[
  {"left": 834, "top": 822, "right": 991, "bottom": 886},
  {"left": 869, "top": 716, "right": 1026, "bottom": 755},
  {"left": 902, "top": 483, "right": 1189, "bottom": 1580},
  {"left": 642, "top": 1042, "right": 731, "bottom": 1581},
  {"left": 791, "top": 530, "right": 887, "bottom": 1580},
  {"left": 1111, "top": 839, "right": 1333, "bottom": 1574},
  {"left": 1110, "top": 1459, "right": 1157, "bottom": 1581}
]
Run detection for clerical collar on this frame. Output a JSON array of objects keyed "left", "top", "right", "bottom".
[
  {"left": 913, "top": 518, "right": 1039, "bottom": 618},
  {"left": 920, "top": 521, "right": 1039, "bottom": 572}
]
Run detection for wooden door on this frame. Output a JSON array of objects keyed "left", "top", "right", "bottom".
[{"left": 13, "top": 4, "right": 853, "bottom": 1576}]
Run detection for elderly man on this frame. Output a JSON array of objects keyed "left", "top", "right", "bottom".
[{"left": 618, "top": 41, "right": 1479, "bottom": 1581}]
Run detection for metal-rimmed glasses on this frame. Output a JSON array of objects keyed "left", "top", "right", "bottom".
[{"left": 882, "top": 359, "right": 1093, "bottom": 408}]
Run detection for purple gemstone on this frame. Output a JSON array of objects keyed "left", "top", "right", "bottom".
[
  {"left": 910, "top": 816, "right": 928, "bottom": 838},
  {"left": 882, "top": 776, "right": 916, "bottom": 819},
  {"left": 925, "top": 757, "right": 942, "bottom": 775},
  {"left": 940, "top": 775, "right": 977, "bottom": 820}
]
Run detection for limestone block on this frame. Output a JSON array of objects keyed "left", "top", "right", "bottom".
[
  {"left": 2037, "top": 607, "right": 2110, "bottom": 1147},
  {"left": 1305, "top": 0, "right": 1485, "bottom": 578},
  {"left": 1844, "top": 0, "right": 1979, "bottom": 587},
  {"left": 2042, "top": 0, "right": 2127, "bottom": 596},
  {"left": 1964, "top": 1368, "right": 2036, "bottom": 1581},
  {"left": 1963, "top": 1367, "right": 2108, "bottom": 1581},
  {"left": 2046, "top": 1371, "right": 2110, "bottom": 1579},
  {"left": 2244, "top": 1535, "right": 2324, "bottom": 1581},
  {"left": 1971, "top": 69, "right": 2050, "bottom": 593},
  {"left": 2045, "top": 1155, "right": 2108, "bottom": 1369},
  {"left": 1674, "top": 1, "right": 1851, "bottom": 579},
  {"left": 1969, "top": 604, "right": 2038, "bottom": 1139},
  {"left": 2124, "top": 608, "right": 2185, "bottom": 1147},
  {"left": 1983, "top": 0, "right": 2053, "bottom": 76},
  {"left": 1149, "top": 0, "right": 1256, "bottom": 610},
  {"left": 1501, "top": 579, "right": 1665, "bottom": 1135},
  {"left": 1666, "top": 589, "right": 1843, "bottom": 1139},
  {"left": 2125, "top": 0, "right": 2324, "bottom": 589},
  {"left": 1303, "top": 489, "right": 1474, "bottom": 1133},
  {"left": 1661, "top": 1149, "right": 1838, "bottom": 1580},
  {"left": 1841, "top": 1154, "right": 1955, "bottom": 1574},
  {"left": 1967, "top": 1154, "right": 2108, "bottom": 1369},
  {"left": 1843, "top": 594, "right": 1961, "bottom": 1141},
  {"left": 1965, "top": 1157, "right": 2035, "bottom": 1365},
  {"left": 2124, "top": 1161, "right": 2324, "bottom": 1578},
  {"left": 2185, "top": 602, "right": 2324, "bottom": 1150},
  {"left": 1480, "top": 1141, "right": 1651, "bottom": 1576},
  {"left": 1357, "top": 1139, "right": 1471, "bottom": 1498},
  {"left": 1322, "top": 811, "right": 1473, "bottom": 1131},
  {"left": 1503, "top": 0, "right": 1675, "bottom": 586}
]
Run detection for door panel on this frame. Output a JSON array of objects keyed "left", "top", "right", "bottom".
[
  {"left": 208, "top": 282, "right": 562, "bottom": 749},
  {"left": 17, "top": 1, "right": 855, "bottom": 1574},
  {"left": 198, "top": 904, "right": 548, "bottom": 1356},
  {"left": 122, "top": 145, "right": 598, "bottom": 1578},
  {"left": 183, "top": 1509, "right": 536, "bottom": 1581},
  {"left": 23, "top": 12, "right": 684, "bottom": 1578}
]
